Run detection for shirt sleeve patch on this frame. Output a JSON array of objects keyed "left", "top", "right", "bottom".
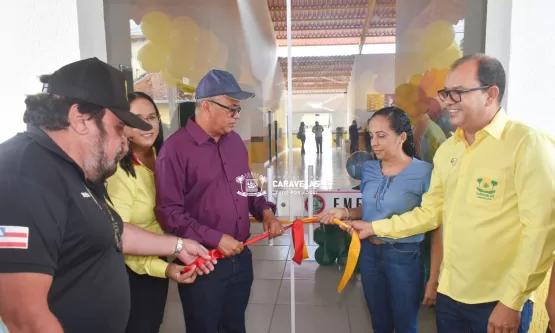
[{"left": 0, "top": 226, "right": 29, "bottom": 249}]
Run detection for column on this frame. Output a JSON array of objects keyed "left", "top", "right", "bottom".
[
  {"left": 0, "top": 0, "right": 109, "bottom": 144},
  {"left": 485, "top": 0, "right": 555, "bottom": 134},
  {"left": 463, "top": 0, "right": 487, "bottom": 55}
]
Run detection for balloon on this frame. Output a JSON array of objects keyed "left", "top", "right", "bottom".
[
  {"left": 137, "top": 42, "right": 170, "bottom": 73},
  {"left": 427, "top": 43, "right": 463, "bottom": 70},
  {"left": 409, "top": 74, "right": 423, "bottom": 86},
  {"left": 421, "top": 20, "right": 455, "bottom": 57},
  {"left": 140, "top": 11, "right": 171, "bottom": 46},
  {"left": 170, "top": 16, "right": 200, "bottom": 53},
  {"left": 161, "top": 67, "right": 179, "bottom": 87},
  {"left": 420, "top": 68, "right": 450, "bottom": 98}
]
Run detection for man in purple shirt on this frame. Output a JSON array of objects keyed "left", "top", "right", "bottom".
[{"left": 155, "top": 69, "right": 283, "bottom": 333}]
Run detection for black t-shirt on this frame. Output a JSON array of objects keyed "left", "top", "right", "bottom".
[{"left": 0, "top": 126, "right": 130, "bottom": 333}]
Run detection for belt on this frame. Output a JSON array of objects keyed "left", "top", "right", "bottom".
[
  {"left": 369, "top": 238, "right": 389, "bottom": 245},
  {"left": 368, "top": 238, "right": 419, "bottom": 245}
]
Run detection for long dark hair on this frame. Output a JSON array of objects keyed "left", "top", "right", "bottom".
[
  {"left": 119, "top": 92, "right": 164, "bottom": 178},
  {"left": 370, "top": 106, "right": 417, "bottom": 158}
]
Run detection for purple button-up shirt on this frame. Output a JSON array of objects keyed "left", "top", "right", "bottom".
[{"left": 154, "top": 118, "right": 276, "bottom": 249}]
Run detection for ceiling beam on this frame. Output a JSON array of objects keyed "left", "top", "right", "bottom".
[
  {"left": 268, "top": 3, "right": 395, "bottom": 12},
  {"left": 358, "top": 0, "right": 377, "bottom": 54},
  {"left": 273, "top": 25, "right": 395, "bottom": 32}
]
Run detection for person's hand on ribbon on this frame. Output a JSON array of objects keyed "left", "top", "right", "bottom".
[
  {"left": 218, "top": 234, "right": 244, "bottom": 257},
  {"left": 166, "top": 263, "right": 197, "bottom": 284},
  {"left": 177, "top": 239, "right": 217, "bottom": 275},
  {"left": 345, "top": 220, "right": 375, "bottom": 239},
  {"left": 318, "top": 208, "right": 347, "bottom": 224},
  {"left": 263, "top": 214, "right": 285, "bottom": 239}
]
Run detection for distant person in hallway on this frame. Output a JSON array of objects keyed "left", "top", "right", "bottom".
[
  {"left": 154, "top": 69, "right": 283, "bottom": 333},
  {"left": 364, "top": 118, "right": 371, "bottom": 153},
  {"left": 297, "top": 121, "right": 306, "bottom": 154},
  {"left": 106, "top": 92, "right": 197, "bottom": 333},
  {"left": 342, "top": 54, "right": 555, "bottom": 333},
  {"left": 312, "top": 120, "right": 324, "bottom": 153},
  {"left": 319, "top": 107, "right": 442, "bottom": 333},
  {"left": 349, "top": 120, "right": 361, "bottom": 154}
]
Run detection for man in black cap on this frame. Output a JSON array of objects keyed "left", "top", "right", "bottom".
[
  {"left": 0, "top": 57, "right": 217, "bottom": 333},
  {"left": 155, "top": 69, "right": 282, "bottom": 333}
]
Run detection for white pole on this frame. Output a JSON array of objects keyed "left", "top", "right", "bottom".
[
  {"left": 267, "top": 166, "right": 274, "bottom": 246},
  {"left": 307, "top": 165, "right": 314, "bottom": 246},
  {"left": 286, "top": 0, "right": 295, "bottom": 331}
]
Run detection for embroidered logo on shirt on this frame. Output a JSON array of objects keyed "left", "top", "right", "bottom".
[
  {"left": 236, "top": 172, "right": 267, "bottom": 197},
  {"left": 476, "top": 177, "right": 498, "bottom": 200},
  {"left": 451, "top": 157, "right": 457, "bottom": 166}
]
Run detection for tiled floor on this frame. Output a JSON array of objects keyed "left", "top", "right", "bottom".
[{"left": 160, "top": 144, "right": 437, "bottom": 333}]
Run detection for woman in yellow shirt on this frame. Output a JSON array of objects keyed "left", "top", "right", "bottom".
[{"left": 106, "top": 92, "right": 195, "bottom": 333}]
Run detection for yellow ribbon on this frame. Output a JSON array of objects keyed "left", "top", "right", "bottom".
[
  {"left": 331, "top": 218, "right": 361, "bottom": 293},
  {"left": 251, "top": 217, "right": 360, "bottom": 292}
]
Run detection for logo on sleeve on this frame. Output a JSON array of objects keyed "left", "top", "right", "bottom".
[
  {"left": 476, "top": 177, "right": 498, "bottom": 200},
  {"left": 236, "top": 172, "right": 267, "bottom": 197},
  {"left": 0, "top": 226, "right": 29, "bottom": 249}
]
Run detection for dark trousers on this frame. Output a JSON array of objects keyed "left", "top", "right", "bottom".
[
  {"left": 178, "top": 247, "right": 254, "bottom": 333},
  {"left": 124, "top": 266, "right": 169, "bottom": 333},
  {"left": 300, "top": 137, "right": 305, "bottom": 153},
  {"left": 436, "top": 293, "right": 534, "bottom": 333},
  {"left": 315, "top": 137, "right": 323, "bottom": 152},
  {"left": 350, "top": 137, "right": 359, "bottom": 154},
  {"left": 359, "top": 241, "right": 424, "bottom": 333}
]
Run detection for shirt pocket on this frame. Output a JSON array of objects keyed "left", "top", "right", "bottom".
[{"left": 465, "top": 167, "right": 508, "bottom": 210}]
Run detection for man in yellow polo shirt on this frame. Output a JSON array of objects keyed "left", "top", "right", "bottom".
[{"left": 346, "top": 54, "right": 555, "bottom": 333}]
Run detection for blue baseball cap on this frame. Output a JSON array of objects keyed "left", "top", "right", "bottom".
[{"left": 195, "top": 69, "right": 255, "bottom": 100}]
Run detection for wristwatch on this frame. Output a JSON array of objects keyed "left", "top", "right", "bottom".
[{"left": 172, "top": 238, "right": 183, "bottom": 259}]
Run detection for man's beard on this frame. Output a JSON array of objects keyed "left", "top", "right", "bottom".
[{"left": 84, "top": 129, "right": 122, "bottom": 184}]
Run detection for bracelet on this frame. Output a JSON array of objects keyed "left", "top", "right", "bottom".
[
  {"left": 344, "top": 207, "right": 350, "bottom": 220},
  {"left": 172, "top": 238, "right": 183, "bottom": 259}
]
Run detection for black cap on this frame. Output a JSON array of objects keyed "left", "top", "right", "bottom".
[
  {"left": 44, "top": 57, "right": 151, "bottom": 131},
  {"left": 195, "top": 69, "right": 255, "bottom": 101}
]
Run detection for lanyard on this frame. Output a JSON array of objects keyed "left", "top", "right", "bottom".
[{"left": 83, "top": 183, "right": 123, "bottom": 252}]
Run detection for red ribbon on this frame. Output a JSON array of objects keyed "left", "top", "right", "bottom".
[{"left": 183, "top": 224, "right": 296, "bottom": 273}]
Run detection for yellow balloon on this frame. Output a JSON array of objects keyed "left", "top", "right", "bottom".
[
  {"left": 409, "top": 74, "right": 423, "bottom": 86},
  {"left": 140, "top": 11, "right": 171, "bottom": 45},
  {"left": 170, "top": 16, "right": 199, "bottom": 45},
  {"left": 427, "top": 43, "right": 463, "bottom": 70},
  {"left": 421, "top": 20, "right": 455, "bottom": 56},
  {"left": 137, "top": 42, "right": 170, "bottom": 73},
  {"left": 161, "top": 68, "right": 179, "bottom": 87}
]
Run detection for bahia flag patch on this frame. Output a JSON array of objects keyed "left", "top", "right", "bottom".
[{"left": 0, "top": 226, "right": 29, "bottom": 249}]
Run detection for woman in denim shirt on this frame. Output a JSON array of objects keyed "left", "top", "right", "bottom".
[{"left": 320, "top": 107, "right": 442, "bottom": 333}]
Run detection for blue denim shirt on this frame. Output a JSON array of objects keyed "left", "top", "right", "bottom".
[{"left": 360, "top": 158, "right": 432, "bottom": 243}]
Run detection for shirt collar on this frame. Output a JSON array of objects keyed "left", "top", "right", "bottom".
[
  {"left": 185, "top": 116, "right": 228, "bottom": 144},
  {"left": 454, "top": 108, "right": 508, "bottom": 143}
]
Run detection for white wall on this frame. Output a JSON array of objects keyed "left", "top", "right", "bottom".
[{"left": 0, "top": 0, "right": 107, "bottom": 144}]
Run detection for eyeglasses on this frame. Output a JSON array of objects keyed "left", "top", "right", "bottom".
[
  {"left": 208, "top": 100, "right": 241, "bottom": 116},
  {"left": 137, "top": 114, "right": 160, "bottom": 125},
  {"left": 437, "top": 86, "right": 491, "bottom": 103}
]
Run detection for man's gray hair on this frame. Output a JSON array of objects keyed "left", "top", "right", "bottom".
[{"left": 195, "top": 98, "right": 208, "bottom": 114}]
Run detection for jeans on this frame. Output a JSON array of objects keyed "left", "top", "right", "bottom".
[
  {"left": 178, "top": 247, "right": 254, "bottom": 333},
  {"left": 436, "top": 293, "right": 534, "bottom": 333},
  {"left": 359, "top": 240, "right": 425, "bottom": 333},
  {"left": 315, "top": 137, "right": 322, "bottom": 152}
]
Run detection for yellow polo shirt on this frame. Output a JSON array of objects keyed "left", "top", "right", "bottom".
[
  {"left": 106, "top": 156, "right": 168, "bottom": 278},
  {"left": 372, "top": 109, "right": 555, "bottom": 311}
]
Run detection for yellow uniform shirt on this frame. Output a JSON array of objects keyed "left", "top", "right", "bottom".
[
  {"left": 372, "top": 109, "right": 555, "bottom": 311},
  {"left": 106, "top": 157, "right": 168, "bottom": 278}
]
